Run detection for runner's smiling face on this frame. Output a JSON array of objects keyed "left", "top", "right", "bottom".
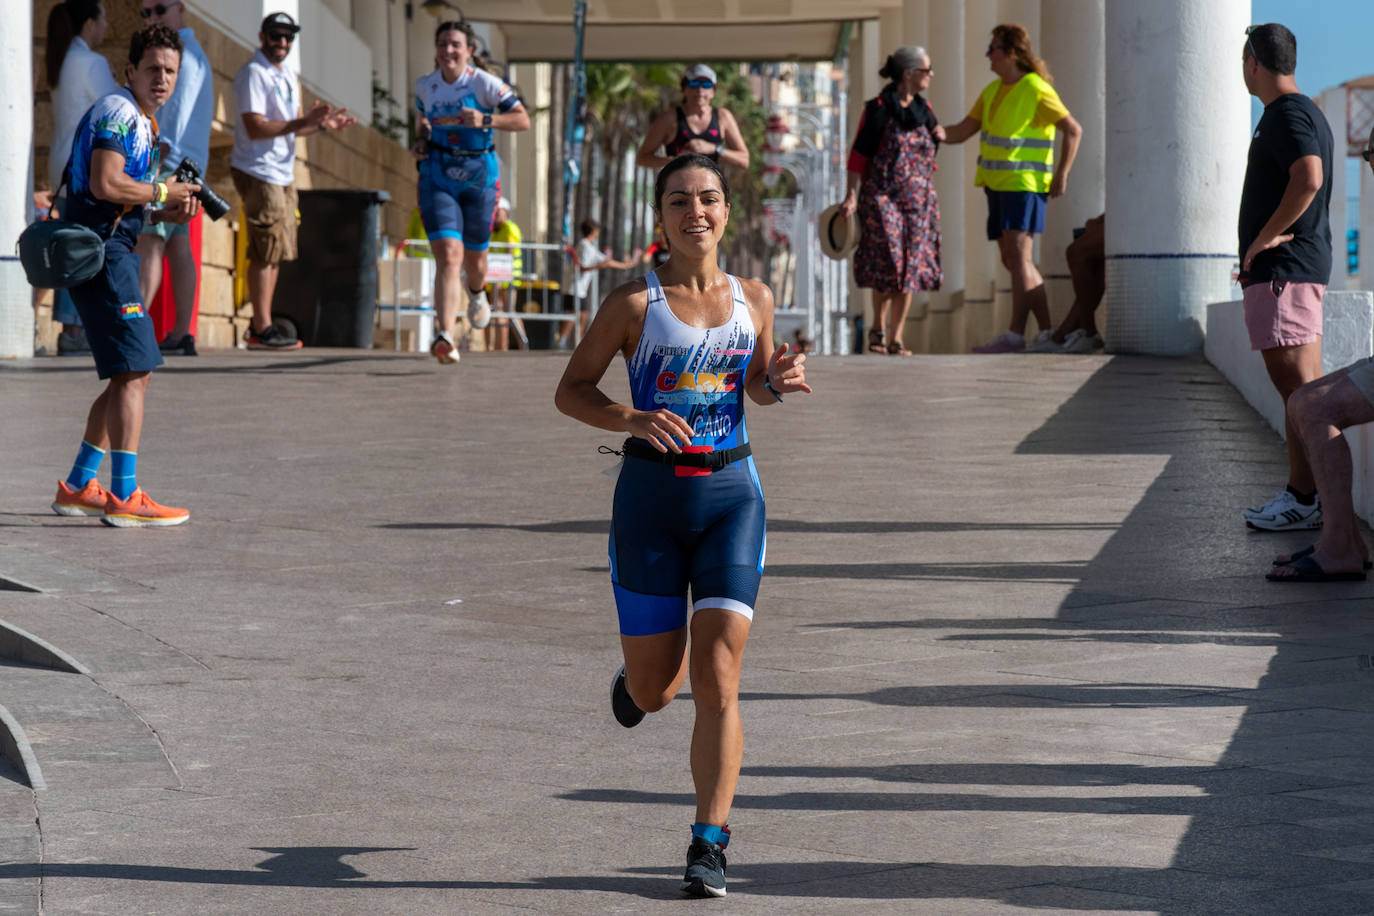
[
  {"left": 436, "top": 29, "right": 471, "bottom": 76},
  {"left": 655, "top": 166, "right": 729, "bottom": 253}
]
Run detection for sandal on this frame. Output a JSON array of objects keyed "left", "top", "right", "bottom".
[
  {"left": 867, "top": 328, "right": 887, "bottom": 354},
  {"left": 887, "top": 340, "right": 912, "bottom": 356}
]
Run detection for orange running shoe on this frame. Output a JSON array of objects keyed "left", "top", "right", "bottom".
[
  {"left": 52, "top": 479, "right": 112, "bottom": 517},
  {"left": 101, "top": 488, "right": 190, "bottom": 528}
]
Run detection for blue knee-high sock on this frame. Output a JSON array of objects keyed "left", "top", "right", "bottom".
[
  {"left": 65, "top": 441, "right": 106, "bottom": 488},
  {"left": 110, "top": 450, "right": 138, "bottom": 501}
]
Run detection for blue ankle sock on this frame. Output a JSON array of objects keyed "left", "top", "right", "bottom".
[
  {"left": 691, "top": 823, "right": 729, "bottom": 847},
  {"left": 65, "top": 441, "right": 106, "bottom": 488},
  {"left": 110, "top": 450, "right": 137, "bottom": 501}
]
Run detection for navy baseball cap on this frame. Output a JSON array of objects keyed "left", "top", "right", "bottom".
[{"left": 261, "top": 12, "right": 300, "bottom": 34}]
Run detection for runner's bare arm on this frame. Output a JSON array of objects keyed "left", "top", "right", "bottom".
[
  {"left": 717, "top": 109, "right": 750, "bottom": 169},
  {"left": 635, "top": 111, "right": 676, "bottom": 170},
  {"left": 555, "top": 282, "right": 695, "bottom": 452},
  {"left": 740, "top": 280, "right": 811, "bottom": 405}
]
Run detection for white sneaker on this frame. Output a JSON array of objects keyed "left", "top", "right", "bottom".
[
  {"left": 1024, "top": 330, "right": 1058, "bottom": 353},
  {"left": 1244, "top": 488, "right": 1322, "bottom": 531},
  {"left": 1062, "top": 330, "right": 1104, "bottom": 354},
  {"left": 467, "top": 288, "right": 492, "bottom": 330},
  {"left": 430, "top": 329, "right": 460, "bottom": 364}
]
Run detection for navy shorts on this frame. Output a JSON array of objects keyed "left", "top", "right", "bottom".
[
  {"left": 418, "top": 152, "right": 499, "bottom": 251},
  {"left": 985, "top": 189, "right": 1048, "bottom": 240},
  {"left": 609, "top": 452, "right": 766, "bottom": 637},
  {"left": 69, "top": 241, "right": 163, "bottom": 380}
]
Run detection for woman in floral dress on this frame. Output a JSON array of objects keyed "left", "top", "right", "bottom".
[{"left": 840, "top": 45, "right": 944, "bottom": 355}]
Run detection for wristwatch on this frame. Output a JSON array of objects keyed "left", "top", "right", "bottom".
[{"left": 482, "top": 113, "right": 492, "bottom": 128}]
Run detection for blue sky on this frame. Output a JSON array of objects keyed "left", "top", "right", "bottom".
[
  {"left": 1253, "top": 0, "right": 1374, "bottom": 96},
  {"left": 1253, "top": 0, "right": 1372, "bottom": 227}
]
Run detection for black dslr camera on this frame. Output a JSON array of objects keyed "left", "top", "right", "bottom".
[{"left": 172, "top": 158, "right": 230, "bottom": 221}]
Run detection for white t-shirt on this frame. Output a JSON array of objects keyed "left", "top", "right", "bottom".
[
  {"left": 156, "top": 28, "right": 213, "bottom": 174},
  {"left": 231, "top": 50, "right": 300, "bottom": 185},
  {"left": 575, "top": 237, "right": 608, "bottom": 299},
  {"left": 49, "top": 36, "right": 119, "bottom": 191}
]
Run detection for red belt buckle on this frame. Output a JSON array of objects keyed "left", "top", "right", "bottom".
[{"left": 676, "top": 445, "right": 713, "bottom": 477}]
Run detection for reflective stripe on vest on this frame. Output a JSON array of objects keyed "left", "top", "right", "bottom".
[{"left": 975, "top": 73, "right": 1057, "bottom": 193}]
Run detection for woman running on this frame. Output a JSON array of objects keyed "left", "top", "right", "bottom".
[
  {"left": 555, "top": 154, "right": 810, "bottom": 898},
  {"left": 412, "top": 20, "right": 528, "bottom": 363}
]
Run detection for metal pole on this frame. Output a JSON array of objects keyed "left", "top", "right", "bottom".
[{"left": 560, "top": 0, "right": 587, "bottom": 245}]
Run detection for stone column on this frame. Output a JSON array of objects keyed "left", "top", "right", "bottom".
[
  {"left": 926, "top": 0, "right": 965, "bottom": 352},
  {"left": 991, "top": 1, "right": 1040, "bottom": 335},
  {"left": 0, "top": 1, "right": 34, "bottom": 358},
  {"left": 901, "top": 0, "right": 931, "bottom": 351},
  {"left": 1104, "top": 0, "right": 1250, "bottom": 354},
  {"left": 963, "top": 0, "right": 999, "bottom": 350},
  {"left": 1039, "top": 0, "right": 1106, "bottom": 328}
]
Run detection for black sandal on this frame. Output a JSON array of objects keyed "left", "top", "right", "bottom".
[{"left": 867, "top": 328, "right": 886, "bottom": 354}]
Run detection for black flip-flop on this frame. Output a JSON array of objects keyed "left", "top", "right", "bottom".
[
  {"left": 1272, "top": 545, "right": 1373, "bottom": 570},
  {"left": 1266, "top": 555, "right": 1368, "bottom": 583}
]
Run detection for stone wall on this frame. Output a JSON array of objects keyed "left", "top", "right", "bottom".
[{"left": 31, "top": 1, "right": 417, "bottom": 350}]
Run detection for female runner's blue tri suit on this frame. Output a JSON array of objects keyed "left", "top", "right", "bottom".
[
  {"left": 413, "top": 66, "right": 520, "bottom": 249},
  {"left": 610, "top": 271, "right": 767, "bottom": 637}
]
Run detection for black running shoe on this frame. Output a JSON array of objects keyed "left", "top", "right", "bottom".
[
  {"left": 158, "top": 333, "right": 197, "bottom": 356},
  {"left": 610, "top": 665, "right": 645, "bottom": 728},
  {"left": 681, "top": 837, "right": 727, "bottom": 898},
  {"left": 245, "top": 324, "right": 303, "bottom": 350}
]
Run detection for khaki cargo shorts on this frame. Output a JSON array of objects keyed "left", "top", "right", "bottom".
[{"left": 231, "top": 168, "right": 297, "bottom": 265}]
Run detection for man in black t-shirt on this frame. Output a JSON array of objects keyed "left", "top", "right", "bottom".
[{"left": 1237, "top": 23, "right": 1334, "bottom": 533}]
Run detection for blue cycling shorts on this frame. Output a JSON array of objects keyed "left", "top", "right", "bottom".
[
  {"left": 418, "top": 151, "right": 499, "bottom": 251},
  {"left": 609, "top": 453, "right": 766, "bottom": 637},
  {"left": 70, "top": 240, "right": 163, "bottom": 379}
]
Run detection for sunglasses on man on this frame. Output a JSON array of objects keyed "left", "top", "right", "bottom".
[
  {"left": 267, "top": 31, "right": 296, "bottom": 44},
  {"left": 1363, "top": 149, "right": 1373, "bottom": 163},
  {"left": 683, "top": 79, "right": 714, "bottom": 90},
  {"left": 140, "top": 1, "right": 181, "bottom": 17}
]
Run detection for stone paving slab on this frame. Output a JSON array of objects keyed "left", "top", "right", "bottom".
[{"left": 2, "top": 348, "right": 1374, "bottom": 914}]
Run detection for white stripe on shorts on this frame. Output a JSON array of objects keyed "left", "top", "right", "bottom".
[{"left": 692, "top": 598, "right": 755, "bottom": 621}]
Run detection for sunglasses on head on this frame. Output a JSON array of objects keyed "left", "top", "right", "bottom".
[
  {"left": 1363, "top": 149, "right": 1373, "bottom": 162},
  {"left": 683, "top": 78, "right": 714, "bottom": 89},
  {"left": 140, "top": 1, "right": 181, "bottom": 17},
  {"left": 267, "top": 31, "right": 296, "bottom": 44}
]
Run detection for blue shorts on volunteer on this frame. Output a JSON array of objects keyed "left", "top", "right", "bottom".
[
  {"left": 609, "top": 451, "right": 766, "bottom": 637},
  {"left": 418, "top": 151, "right": 500, "bottom": 251},
  {"left": 69, "top": 239, "right": 163, "bottom": 379},
  {"left": 985, "top": 188, "right": 1048, "bottom": 240}
]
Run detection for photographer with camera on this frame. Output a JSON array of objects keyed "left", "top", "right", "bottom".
[
  {"left": 231, "top": 12, "right": 356, "bottom": 350},
  {"left": 136, "top": 0, "right": 212, "bottom": 357},
  {"left": 49, "top": 24, "right": 202, "bottom": 527}
]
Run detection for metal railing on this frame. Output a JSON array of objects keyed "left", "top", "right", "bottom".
[{"left": 378, "top": 239, "right": 593, "bottom": 351}]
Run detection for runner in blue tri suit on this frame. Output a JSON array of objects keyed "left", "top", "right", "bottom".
[
  {"left": 555, "top": 154, "right": 811, "bottom": 899},
  {"left": 412, "top": 20, "right": 528, "bottom": 364}
]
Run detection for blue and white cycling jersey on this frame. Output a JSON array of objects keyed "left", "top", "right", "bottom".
[
  {"left": 413, "top": 66, "right": 519, "bottom": 155},
  {"left": 65, "top": 88, "right": 160, "bottom": 243}
]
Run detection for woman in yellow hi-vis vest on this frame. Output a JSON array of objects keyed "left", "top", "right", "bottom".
[{"left": 943, "top": 24, "right": 1081, "bottom": 353}]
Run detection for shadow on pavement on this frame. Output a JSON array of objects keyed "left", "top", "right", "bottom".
[{"left": 555, "top": 357, "right": 1374, "bottom": 910}]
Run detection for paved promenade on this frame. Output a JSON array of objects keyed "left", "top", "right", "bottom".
[{"left": 2, "top": 348, "right": 1373, "bottom": 915}]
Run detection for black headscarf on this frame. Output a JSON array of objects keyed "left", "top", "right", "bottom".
[{"left": 852, "top": 84, "right": 940, "bottom": 160}]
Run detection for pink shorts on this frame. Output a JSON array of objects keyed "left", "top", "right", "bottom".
[{"left": 1242, "top": 280, "right": 1324, "bottom": 351}]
